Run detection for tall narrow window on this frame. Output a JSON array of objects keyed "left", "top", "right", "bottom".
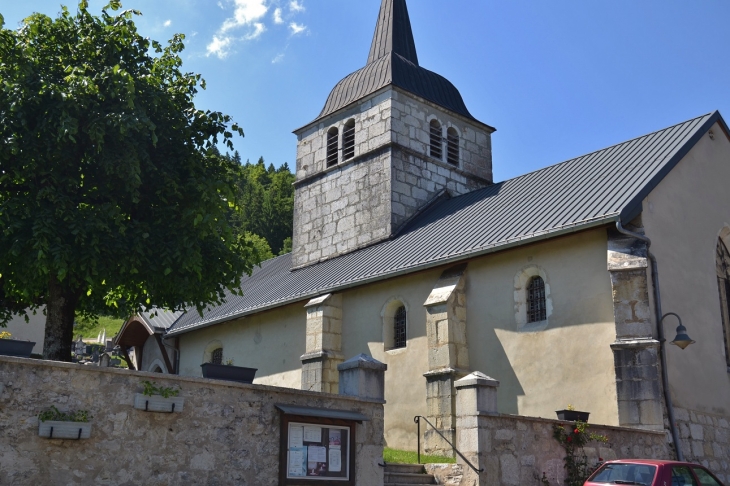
[
  {"left": 393, "top": 306, "right": 407, "bottom": 349},
  {"left": 211, "top": 347, "right": 223, "bottom": 365},
  {"left": 429, "top": 120, "right": 443, "bottom": 160},
  {"left": 717, "top": 238, "right": 730, "bottom": 367},
  {"left": 342, "top": 119, "right": 355, "bottom": 161},
  {"left": 327, "top": 127, "right": 339, "bottom": 167},
  {"left": 447, "top": 127, "right": 459, "bottom": 166},
  {"left": 527, "top": 276, "right": 547, "bottom": 323}
]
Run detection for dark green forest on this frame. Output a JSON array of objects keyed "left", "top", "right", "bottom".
[{"left": 225, "top": 151, "right": 295, "bottom": 260}]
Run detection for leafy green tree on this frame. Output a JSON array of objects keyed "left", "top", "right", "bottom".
[
  {"left": 0, "top": 2, "right": 260, "bottom": 361},
  {"left": 228, "top": 157, "right": 295, "bottom": 255}
]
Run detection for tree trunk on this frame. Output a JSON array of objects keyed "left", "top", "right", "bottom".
[{"left": 43, "top": 276, "right": 81, "bottom": 362}]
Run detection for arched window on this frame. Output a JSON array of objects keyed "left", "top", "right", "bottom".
[
  {"left": 527, "top": 276, "right": 547, "bottom": 323},
  {"left": 447, "top": 127, "right": 459, "bottom": 166},
  {"left": 326, "top": 127, "right": 339, "bottom": 167},
  {"left": 342, "top": 119, "right": 355, "bottom": 161},
  {"left": 393, "top": 306, "right": 407, "bottom": 349},
  {"left": 211, "top": 347, "right": 223, "bottom": 365},
  {"left": 429, "top": 120, "right": 443, "bottom": 160},
  {"left": 717, "top": 238, "right": 730, "bottom": 367}
]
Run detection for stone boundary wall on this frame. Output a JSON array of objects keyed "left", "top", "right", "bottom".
[
  {"left": 466, "top": 414, "right": 669, "bottom": 486},
  {"left": 0, "top": 356, "right": 384, "bottom": 485},
  {"left": 674, "top": 406, "right": 730, "bottom": 483}
]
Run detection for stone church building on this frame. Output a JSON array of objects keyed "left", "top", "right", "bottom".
[{"left": 119, "top": 0, "right": 730, "bottom": 467}]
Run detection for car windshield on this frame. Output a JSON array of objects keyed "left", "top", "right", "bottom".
[{"left": 590, "top": 463, "right": 658, "bottom": 485}]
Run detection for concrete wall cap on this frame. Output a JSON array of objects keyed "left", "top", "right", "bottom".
[
  {"left": 337, "top": 354, "right": 387, "bottom": 372},
  {"left": 304, "top": 293, "right": 332, "bottom": 308},
  {"left": 455, "top": 371, "right": 499, "bottom": 389}
]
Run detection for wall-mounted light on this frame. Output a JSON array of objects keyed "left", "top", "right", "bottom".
[
  {"left": 709, "top": 129, "right": 715, "bottom": 140},
  {"left": 661, "top": 312, "right": 695, "bottom": 350}
]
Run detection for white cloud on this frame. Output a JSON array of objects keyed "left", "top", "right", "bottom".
[
  {"left": 273, "top": 8, "right": 283, "bottom": 24},
  {"left": 289, "top": 0, "right": 304, "bottom": 13},
  {"left": 221, "top": 0, "right": 269, "bottom": 33},
  {"left": 289, "top": 22, "right": 306, "bottom": 36},
  {"left": 272, "top": 53, "right": 285, "bottom": 64},
  {"left": 206, "top": 35, "right": 234, "bottom": 59},
  {"left": 163, "top": 19, "right": 172, "bottom": 27},
  {"left": 217, "top": 1, "right": 224, "bottom": 9},
  {"left": 245, "top": 22, "right": 267, "bottom": 40}
]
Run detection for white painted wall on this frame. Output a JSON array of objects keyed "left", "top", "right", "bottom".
[
  {"left": 467, "top": 228, "right": 619, "bottom": 425},
  {"left": 178, "top": 301, "right": 306, "bottom": 389},
  {"left": 641, "top": 122, "right": 730, "bottom": 416}
]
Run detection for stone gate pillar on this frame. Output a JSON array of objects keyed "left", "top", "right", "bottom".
[
  {"left": 301, "top": 293, "right": 344, "bottom": 393},
  {"left": 455, "top": 372, "right": 499, "bottom": 486},
  {"left": 607, "top": 228, "right": 664, "bottom": 430},
  {"left": 423, "top": 264, "right": 470, "bottom": 456}
]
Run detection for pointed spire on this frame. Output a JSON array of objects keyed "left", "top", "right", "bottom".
[{"left": 367, "top": 0, "right": 419, "bottom": 65}]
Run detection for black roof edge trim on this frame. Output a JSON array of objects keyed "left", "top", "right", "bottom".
[
  {"left": 275, "top": 404, "right": 371, "bottom": 422},
  {"left": 619, "top": 110, "right": 723, "bottom": 224}
]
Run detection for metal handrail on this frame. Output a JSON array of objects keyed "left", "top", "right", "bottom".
[{"left": 414, "top": 415, "right": 484, "bottom": 473}]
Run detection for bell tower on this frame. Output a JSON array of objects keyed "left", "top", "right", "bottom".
[{"left": 291, "top": 0, "right": 495, "bottom": 269}]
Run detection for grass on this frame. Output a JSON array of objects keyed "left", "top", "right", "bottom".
[
  {"left": 383, "top": 447, "right": 455, "bottom": 464},
  {"left": 73, "top": 315, "right": 125, "bottom": 340}
]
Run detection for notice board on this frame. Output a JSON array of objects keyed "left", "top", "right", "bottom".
[{"left": 278, "top": 412, "right": 357, "bottom": 485}]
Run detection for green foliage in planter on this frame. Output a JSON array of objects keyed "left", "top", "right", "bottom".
[
  {"left": 552, "top": 420, "right": 608, "bottom": 486},
  {"left": 38, "top": 405, "right": 92, "bottom": 423},
  {"left": 0, "top": 331, "right": 11, "bottom": 339},
  {"left": 141, "top": 380, "right": 180, "bottom": 398}
]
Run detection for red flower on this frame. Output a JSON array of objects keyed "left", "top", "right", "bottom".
[
  {"left": 574, "top": 428, "right": 580, "bottom": 434},
  {"left": 567, "top": 436, "right": 573, "bottom": 442}
]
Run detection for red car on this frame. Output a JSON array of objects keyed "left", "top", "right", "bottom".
[{"left": 584, "top": 459, "right": 725, "bottom": 486}]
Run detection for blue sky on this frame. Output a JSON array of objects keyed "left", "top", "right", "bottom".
[{"left": 3, "top": 1, "right": 730, "bottom": 182}]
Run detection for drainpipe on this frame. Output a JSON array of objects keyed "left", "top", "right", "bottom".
[{"left": 615, "top": 221, "right": 684, "bottom": 461}]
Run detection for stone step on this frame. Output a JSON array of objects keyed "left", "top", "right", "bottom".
[
  {"left": 383, "top": 463, "right": 428, "bottom": 475},
  {"left": 384, "top": 472, "right": 437, "bottom": 485}
]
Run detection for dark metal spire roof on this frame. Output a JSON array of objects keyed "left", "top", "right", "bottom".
[
  {"left": 310, "top": 0, "right": 481, "bottom": 125},
  {"left": 367, "top": 0, "right": 418, "bottom": 65}
]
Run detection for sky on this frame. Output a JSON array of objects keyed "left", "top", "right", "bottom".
[{"left": 2, "top": 0, "right": 730, "bottom": 182}]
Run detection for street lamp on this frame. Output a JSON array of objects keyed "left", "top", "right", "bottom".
[{"left": 661, "top": 312, "right": 695, "bottom": 350}]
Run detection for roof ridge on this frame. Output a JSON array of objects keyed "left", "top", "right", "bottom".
[{"left": 486, "top": 112, "right": 713, "bottom": 187}]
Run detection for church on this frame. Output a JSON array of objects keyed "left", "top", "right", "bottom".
[{"left": 117, "top": 0, "right": 730, "bottom": 465}]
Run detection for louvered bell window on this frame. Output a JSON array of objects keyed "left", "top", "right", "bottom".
[
  {"left": 393, "top": 306, "right": 407, "bottom": 349},
  {"left": 342, "top": 120, "right": 355, "bottom": 161},
  {"left": 429, "top": 120, "right": 443, "bottom": 160},
  {"left": 527, "top": 277, "right": 547, "bottom": 323},
  {"left": 447, "top": 128, "right": 459, "bottom": 166},
  {"left": 327, "top": 127, "right": 339, "bottom": 167},
  {"left": 211, "top": 348, "right": 223, "bottom": 365}
]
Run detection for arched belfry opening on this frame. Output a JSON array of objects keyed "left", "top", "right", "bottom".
[{"left": 291, "top": 0, "right": 496, "bottom": 269}]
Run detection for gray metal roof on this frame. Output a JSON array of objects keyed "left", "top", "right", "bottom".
[
  {"left": 141, "top": 309, "right": 184, "bottom": 332},
  {"left": 168, "top": 112, "right": 722, "bottom": 336},
  {"left": 312, "top": 0, "right": 481, "bottom": 125}
]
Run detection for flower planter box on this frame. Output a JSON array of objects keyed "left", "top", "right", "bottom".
[
  {"left": 133, "top": 393, "right": 184, "bottom": 413},
  {"left": 201, "top": 363, "right": 257, "bottom": 384},
  {"left": 38, "top": 421, "right": 92, "bottom": 440},
  {"left": 0, "top": 339, "right": 35, "bottom": 358},
  {"left": 556, "top": 410, "right": 590, "bottom": 422}
]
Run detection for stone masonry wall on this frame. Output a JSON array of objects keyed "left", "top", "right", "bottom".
[
  {"left": 674, "top": 406, "right": 730, "bottom": 483},
  {"left": 292, "top": 88, "right": 493, "bottom": 268},
  {"left": 463, "top": 414, "right": 669, "bottom": 486},
  {"left": 292, "top": 151, "right": 391, "bottom": 267},
  {"left": 0, "top": 356, "right": 384, "bottom": 485}
]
